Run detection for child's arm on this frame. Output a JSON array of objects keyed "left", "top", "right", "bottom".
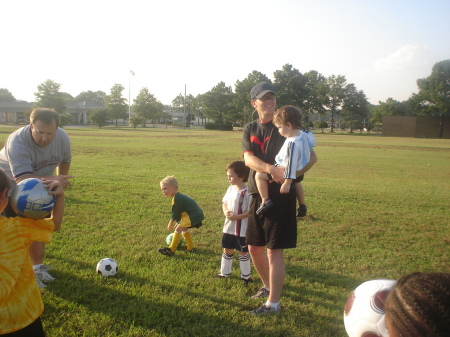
[
  {"left": 280, "top": 178, "right": 293, "bottom": 194},
  {"left": 223, "top": 201, "right": 249, "bottom": 221},
  {"left": 223, "top": 202, "right": 232, "bottom": 217},
  {"left": 227, "top": 210, "right": 249, "bottom": 221},
  {"left": 167, "top": 219, "right": 176, "bottom": 231},
  {"left": 43, "top": 179, "right": 65, "bottom": 231}
]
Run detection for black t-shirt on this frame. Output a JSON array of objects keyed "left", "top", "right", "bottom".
[{"left": 242, "top": 119, "right": 286, "bottom": 195}]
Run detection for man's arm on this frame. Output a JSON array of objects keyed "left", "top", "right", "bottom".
[
  {"left": 243, "top": 152, "right": 284, "bottom": 183},
  {"left": 57, "top": 162, "right": 71, "bottom": 175},
  {"left": 15, "top": 162, "right": 73, "bottom": 189}
]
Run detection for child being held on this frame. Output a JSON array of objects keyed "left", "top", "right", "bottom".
[
  {"left": 0, "top": 168, "right": 65, "bottom": 336},
  {"left": 215, "top": 161, "right": 253, "bottom": 285},
  {"left": 255, "top": 105, "right": 316, "bottom": 215},
  {"left": 158, "top": 176, "right": 204, "bottom": 256}
]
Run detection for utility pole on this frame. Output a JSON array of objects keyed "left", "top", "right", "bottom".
[{"left": 183, "top": 84, "right": 186, "bottom": 129}]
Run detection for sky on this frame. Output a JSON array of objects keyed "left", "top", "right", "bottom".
[{"left": 1, "top": 0, "right": 449, "bottom": 106}]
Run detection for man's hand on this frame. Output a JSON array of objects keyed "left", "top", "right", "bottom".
[
  {"left": 55, "top": 175, "right": 74, "bottom": 189},
  {"left": 268, "top": 165, "right": 285, "bottom": 184}
]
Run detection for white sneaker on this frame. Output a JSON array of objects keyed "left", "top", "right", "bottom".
[
  {"left": 249, "top": 304, "right": 281, "bottom": 316},
  {"left": 34, "top": 264, "right": 56, "bottom": 282}
]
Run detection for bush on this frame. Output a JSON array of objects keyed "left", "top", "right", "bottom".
[
  {"left": 59, "top": 113, "right": 73, "bottom": 127},
  {"left": 129, "top": 116, "right": 145, "bottom": 128},
  {"left": 204, "top": 122, "right": 233, "bottom": 131}
]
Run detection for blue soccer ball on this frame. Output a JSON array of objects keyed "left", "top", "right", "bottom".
[{"left": 10, "top": 178, "right": 55, "bottom": 219}]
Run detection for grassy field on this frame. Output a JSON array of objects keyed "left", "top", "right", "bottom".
[{"left": 1, "top": 125, "right": 449, "bottom": 337}]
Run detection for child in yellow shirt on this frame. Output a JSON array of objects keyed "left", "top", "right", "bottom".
[{"left": 0, "top": 168, "right": 65, "bottom": 336}]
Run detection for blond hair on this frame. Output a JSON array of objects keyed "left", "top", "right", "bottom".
[{"left": 160, "top": 176, "right": 178, "bottom": 188}]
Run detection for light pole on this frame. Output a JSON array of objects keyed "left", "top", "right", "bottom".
[{"left": 349, "top": 104, "right": 353, "bottom": 133}]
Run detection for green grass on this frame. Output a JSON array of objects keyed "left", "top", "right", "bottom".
[{"left": 1, "top": 126, "right": 449, "bottom": 337}]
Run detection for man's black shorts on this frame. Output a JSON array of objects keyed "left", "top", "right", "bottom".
[{"left": 246, "top": 182, "right": 297, "bottom": 249}]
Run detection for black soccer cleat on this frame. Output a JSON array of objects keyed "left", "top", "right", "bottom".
[
  {"left": 256, "top": 199, "right": 273, "bottom": 215},
  {"left": 297, "top": 204, "right": 307, "bottom": 218}
]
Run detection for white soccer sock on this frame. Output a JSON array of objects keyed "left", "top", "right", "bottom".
[
  {"left": 220, "top": 253, "right": 233, "bottom": 277},
  {"left": 265, "top": 301, "right": 280, "bottom": 309},
  {"left": 239, "top": 253, "right": 251, "bottom": 279}
]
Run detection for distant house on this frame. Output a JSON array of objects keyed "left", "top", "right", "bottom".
[
  {"left": 382, "top": 116, "right": 450, "bottom": 139},
  {"left": 0, "top": 101, "right": 199, "bottom": 126},
  {"left": 0, "top": 101, "right": 103, "bottom": 124}
]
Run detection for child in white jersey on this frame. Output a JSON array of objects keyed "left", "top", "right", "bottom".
[
  {"left": 215, "top": 161, "right": 253, "bottom": 285},
  {"left": 255, "top": 105, "right": 316, "bottom": 216}
]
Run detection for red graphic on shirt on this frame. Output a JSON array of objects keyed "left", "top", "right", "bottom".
[{"left": 250, "top": 136, "right": 270, "bottom": 154}]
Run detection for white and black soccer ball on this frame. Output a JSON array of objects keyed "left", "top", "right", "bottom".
[
  {"left": 96, "top": 258, "right": 118, "bottom": 277},
  {"left": 11, "top": 178, "right": 55, "bottom": 219},
  {"left": 344, "top": 279, "right": 397, "bottom": 337},
  {"left": 166, "top": 233, "right": 184, "bottom": 248}
]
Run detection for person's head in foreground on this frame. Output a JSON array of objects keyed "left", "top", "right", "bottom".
[{"left": 385, "top": 272, "right": 450, "bottom": 337}]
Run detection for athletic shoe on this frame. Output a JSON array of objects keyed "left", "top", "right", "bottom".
[
  {"left": 256, "top": 199, "right": 273, "bottom": 215},
  {"left": 158, "top": 247, "right": 174, "bottom": 256},
  {"left": 36, "top": 278, "right": 47, "bottom": 288},
  {"left": 249, "top": 304, "right": 281, "bottom": 316},
  {"left": 250, "top": 287, "right": 270, "bottom": 299},
  {"left": 241, "top": 277, "right": 253, "bottom": 286},
  {"left": 187, "top": 248, "right": 196, "bottom": 253},
  {"left": 214, "top": 274, "right": 229, "bottom": 279},
  {"left": 296, "top": 204, "right": 307, "bottom": 218},
  {"left": 34, "top": 264, "right": 55, "bottom": 282}
]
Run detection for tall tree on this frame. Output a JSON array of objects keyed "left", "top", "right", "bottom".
[
  {"left": 416, "top": 59, "right": 450, "bottom": 138},
  {"left": 74, "top": 90, "right": 106, "bottom": 105},
  {"left": 234, "top": 71, "right": 270, "bottom": 125},
  {"left": 105, "top": 84, "right": 127, "bottom": 126},
  {"left": 172, "top": 93, "right": 196, "bottom": 124},
  {"left": 34, "top": 79, "right": 66, "bottom": 113},
  {"left": 370, "top": 98, "right": 406, "bottom": 125},
  {"left": 273, "top": 64, "right": 307, "bottom": 108},
  {"left": 133, "top": 88, "right": 163, "bottom": 126},
  {"left": 303, "top": 70, "right": 328, "bottom": 127},
  {"left": 341, "top": 84, "right": 370, "bottom": 132},
  {"left": 324, "top": 75, "right": 347, "bottom": 132},
  {"left": 201, "top": 82, "right": 234, "bottom": 126},
  {"left": 417, "top": 59, "right": 450, "bottom": 115},
  {"left": 0, "top": 88, "right": 15, "bottom": 102},
  {"left": 192, "top": 94, "right": 205, "bottom": 125}
]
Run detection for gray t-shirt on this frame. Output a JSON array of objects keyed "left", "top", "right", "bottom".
[{"left": 0, "top": 124, "right": 72, "bottom": 188}]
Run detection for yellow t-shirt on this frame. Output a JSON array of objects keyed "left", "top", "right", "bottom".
[{"left": 0, "top": 216, "right": 54, "bottom": 334}]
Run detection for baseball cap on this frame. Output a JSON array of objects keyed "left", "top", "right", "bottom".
[{"left": 250, "top": 82, "right": 276, "bottom": 100}]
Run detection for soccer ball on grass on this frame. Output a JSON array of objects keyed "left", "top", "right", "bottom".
[
  {"left": 96, "top": 258, "right": 118, "bottom": 277},
  {"left": 343, "top": 279, "right": 397, "bottom": 337},
  {"left": 11, "top": 178, "right": 55, "bottom": 219},
  {"left": 166, "top": 233, "right": 184, "bottom": 248}
]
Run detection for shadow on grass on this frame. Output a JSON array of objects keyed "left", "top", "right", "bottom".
[{"left": 43, "top": 257, "right": 283, "bottom": 337}]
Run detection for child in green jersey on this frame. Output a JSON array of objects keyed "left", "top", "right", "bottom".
[{"left": 158, "top": 176, "right": 204, "bottom": 256}]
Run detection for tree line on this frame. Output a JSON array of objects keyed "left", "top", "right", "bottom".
[{"left": 0, "top": 60, "right": 448, "bottom": 130}]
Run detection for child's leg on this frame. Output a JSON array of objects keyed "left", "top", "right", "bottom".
[
  {"left": 238, "top": 251, "right": 251, "bottom": 280},
  {"left": 295, "top": 181, "right": 307, "bottom": 217},
  {"left": 219, "top": 248, "right": 234, "bottom": 277},
  {"left": 295, "top": 181, "right": 305, "bottom": 206},
  {"left": 255, "top": 171, "right": 270, "bottom": 203},
  {"left": 169, "top": 230, "right": 183, "bottom": 252},
  {"left": 181, "top": 228, "right": 195, "bottom": 251},
  {"left": 255, "top": 172, "right": 274, "bottom": 215}
]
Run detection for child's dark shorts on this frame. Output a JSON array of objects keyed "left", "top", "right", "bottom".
[{"left": 221, "top": 233, "right": 249, "bottom": 252}]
